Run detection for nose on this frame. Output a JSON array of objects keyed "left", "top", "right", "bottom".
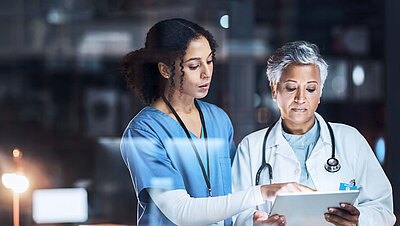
[
  {"left": 200, "top": 63, "right": 212, "bottom": 79},
  {"left": 294, "top": 88, "right": 306, "bottom": 103}
]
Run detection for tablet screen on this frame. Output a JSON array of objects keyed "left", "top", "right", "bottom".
[{"left": 270, "top": 190, "right": 359, "bottom": 226}]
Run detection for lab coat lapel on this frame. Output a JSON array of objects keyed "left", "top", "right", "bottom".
[
  {"left": 267, "top": 118, "right": 298, "bottom": 161},
  {"left": 267, "top": 118, "right": 300, "bottom": 183},
  {"left": 307, "top": 113, "right": 341, "bottom": 191}
]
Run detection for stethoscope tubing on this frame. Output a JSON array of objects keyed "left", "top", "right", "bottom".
[{"left": 255, "top": 116, "right": 340, "bottom": 186}]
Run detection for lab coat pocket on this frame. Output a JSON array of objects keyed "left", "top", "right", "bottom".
[{"left": 313, "top": 167, "right": 353, "bottom": 192}]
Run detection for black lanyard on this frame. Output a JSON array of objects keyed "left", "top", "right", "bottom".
[{"left": 162, "top": 96, "right": 211, "bottom": 197}]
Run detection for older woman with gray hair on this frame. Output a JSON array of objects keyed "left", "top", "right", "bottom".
[{"left": 232, "top": 41, "right": 395, "bottom": 225}]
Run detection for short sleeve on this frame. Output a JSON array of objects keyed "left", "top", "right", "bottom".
[{"left": 120, "top": 127, "right": 186, "bottom": 203}]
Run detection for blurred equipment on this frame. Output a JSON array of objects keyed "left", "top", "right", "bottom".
[
  {"left": 332, "top": 26, "right": 370, "bottom": 55},
  {"left": 322, "top": 59, "right": 348, "bottom": 101},
  {"left": 85, "top": 88, "right": 118, "bottom": 137},
  {"left": 91, "top": 137, "right": 136, "bottom": 223},
  {"left": 32, "top": 188, "right": 88, "bottom": 224}
]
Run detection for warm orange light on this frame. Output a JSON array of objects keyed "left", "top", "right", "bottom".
[
  {"left": 13, "top": 149, "right": 21, "bottom": 158},
  {"left": 2, "top": 173, "right": 29, "bottom": 193}
]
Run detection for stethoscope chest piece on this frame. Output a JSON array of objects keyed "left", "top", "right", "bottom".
[{"left": 324, "top": 157, "right": 341, "bottom": 173}]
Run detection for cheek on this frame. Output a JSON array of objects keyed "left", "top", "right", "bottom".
[
  {"left": 276, "top": 96, "right": 292, "bottom": 111},
  {"left": 278, "top": 93, "right": 294, "bottom": 105},
  {"left": 309, "top": 95, "right": 320, "bottom": 107}
]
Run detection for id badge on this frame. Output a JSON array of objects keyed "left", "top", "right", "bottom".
[{"left": 339, "top": 181, "right": 357, "bottom": 191}]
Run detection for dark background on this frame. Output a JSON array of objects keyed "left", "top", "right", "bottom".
[{"left": 0, "top": 0, "right": 399, "bottom": 225}]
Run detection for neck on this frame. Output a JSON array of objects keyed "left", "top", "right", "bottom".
[
  {"left": 165, "top": 94, "right": 196, "bottom": 114},
  {"left": 281, "top": 116, "right": 315, "bottom": 135},
  {"left": 151, "top": 90, "right": 197, "bottom": 114}
]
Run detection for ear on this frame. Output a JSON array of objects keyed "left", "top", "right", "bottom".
[
  {"left": 158, "top": 62, "right": 172, "bottom": 79},
  {"left": 270, "top": 82, "right": 277, "bottom": 101}
]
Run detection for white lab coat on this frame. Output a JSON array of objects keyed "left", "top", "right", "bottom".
[{"left": 232, "top": 113, "right": 396, "bottom": 226}]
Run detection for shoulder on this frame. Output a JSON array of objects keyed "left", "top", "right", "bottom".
[
  {"left": 197, "top": 100, "right": 233, "bottom": 126},
  {"left": 124, "top": 107, "right": 164, "bottom": 136},
  {"left": 121, "top": 108, "right": 164, "bottom": 153},
  {"left": 327, "top": 122, "right": 374, "bottom": 160},
  {"left": 329, "top": 122, "right": 364, "bottom": 140},
  {"left": 239, "top": 127, "right": 268, "bottom": 146},
  {"left": 198, "top": 100, "right": 228, "bottom": 116}
]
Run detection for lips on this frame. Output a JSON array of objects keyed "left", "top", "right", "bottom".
[
  {"left": 199, "top": 83, "right": 210, "bottom": 90},
  {"left": 291, "top": 108, "right": 307, "bottom": 112}
]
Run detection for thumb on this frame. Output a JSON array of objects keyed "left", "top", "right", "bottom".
[{"left": 254, "top": 210, "right": 269, "bottom": 221}]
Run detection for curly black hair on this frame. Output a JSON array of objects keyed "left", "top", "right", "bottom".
[{"left": 119, "top": 18, "right": 218, "bottom": 105}]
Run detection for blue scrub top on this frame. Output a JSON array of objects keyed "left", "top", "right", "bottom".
[{"left": 121, "top": 100, "right": 235, "bottom": 225}]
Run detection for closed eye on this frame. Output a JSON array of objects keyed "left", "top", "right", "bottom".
[
  {"left": 285, "top": 87, "right": 296, "bottom": 92},
  {"left": 307, "top": 88, "right": 316, "bottom": 93},
  {"left": 188, "top": 65, "right": 200, "bottom": 70}
]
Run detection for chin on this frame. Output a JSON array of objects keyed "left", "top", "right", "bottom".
[
  {"left": 296, "top": 116, "right": 315, "bottom": 124},
  {"left": 195, "top": 92, "right": 208, "bottom": 99},
  {"left": 287, "top": 114, "right": 313, "bottom": 123}
]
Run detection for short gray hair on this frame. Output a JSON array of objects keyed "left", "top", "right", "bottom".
[{"left": 266, "top": 41, "right": 328, "bottom": 87}]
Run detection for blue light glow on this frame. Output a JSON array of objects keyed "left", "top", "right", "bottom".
[{"left": 375, "top": 137, "right": 385, "bottom": 165}]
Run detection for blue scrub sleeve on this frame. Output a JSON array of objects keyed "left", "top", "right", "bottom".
[{"left": 121, "top": 128, "right": 186, "bottom": 203}]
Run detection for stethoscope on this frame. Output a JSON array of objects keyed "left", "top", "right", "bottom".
[{"left": 255, "top": 117, "right": 341, "bottom": 186}]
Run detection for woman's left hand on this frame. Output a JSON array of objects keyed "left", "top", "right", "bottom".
[{"left": 324, "top": 203, "right": 360, "bottom": 226}]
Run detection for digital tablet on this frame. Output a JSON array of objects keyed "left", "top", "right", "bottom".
[{"left": 270, "top": 190, "right": 359, "bottom": 226}]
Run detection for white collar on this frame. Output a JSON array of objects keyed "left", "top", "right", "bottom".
[{"left": 266, "top": 112, "right": 333, "bottom": 150}]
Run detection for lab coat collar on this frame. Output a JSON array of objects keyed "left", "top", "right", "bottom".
[
  {"left": 267, "top": 117, "right": 297, "bottom": 160},
  {"left": 266, "top": 112, "right": 332, "bottom": 150},
  {"left": 314, "top": 112, "right": 332, "bottom": 146}
]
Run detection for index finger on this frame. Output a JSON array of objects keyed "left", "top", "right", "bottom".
[
  {"left": 298, "top": 184, "right": 317, "bottom": 192},
  {"left": 339, "top": 203, "right": 360, "bottom": 215}
]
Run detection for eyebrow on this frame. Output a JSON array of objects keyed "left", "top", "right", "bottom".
[
  {"left": 183, "top": 52, "right": 213, "bottom": 63},
  {"left": 284, "top": 80, "right": 319, "bottom": 84}
]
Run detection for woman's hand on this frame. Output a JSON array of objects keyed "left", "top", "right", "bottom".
[
  {"left": 253, "top": 210, "right": 286, "bottom": 226},
  {"left": 324, "top": 203, "right": 360, "bottom": 226},
  {"left": 260, "top": 182, "right": 315, "bottom": 201}
]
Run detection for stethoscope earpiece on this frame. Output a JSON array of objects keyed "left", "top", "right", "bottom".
[{"left": 324, "top": 157, "right": 341, "bottom": 173}]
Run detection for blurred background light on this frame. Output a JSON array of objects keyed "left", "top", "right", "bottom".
[
  {"left": 32, "top": 188, "right": 88, "bottom": 224},
  {"left": 2, "top": 173, "right": 29, "bottom": 194},
  {"left": 352, "top": 65, "right": 365, "bottom": 86},
  {"left": 220, "top": 14, "right": 229, "bottom": 29},
  {"left": 46, "top": 8, "right": 67, "bottom": 24},
  {"left": 13, "top": 149, "right": 21, "bottom": 158},
  {"left": 375, "top": 137, "right": 385, "bottom": 165},
  {"left": 78, "top": 31, "right": 133, "bottom": 57}
]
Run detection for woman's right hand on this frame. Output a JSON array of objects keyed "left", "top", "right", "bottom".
[
  {"left": 260, "top": 182, "right": 315, "bottom": 201},
  {"left": 253, "top": 210, "right": 286, "bottom": 226}
]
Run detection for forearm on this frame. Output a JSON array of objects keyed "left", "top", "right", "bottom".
[
  {"left": 148, "top": 186, "right": 264, "bottom": 225},
  {"left": 358, "top": 205, "right": 396, "bottom": 226},
  {"left": 233, "top": 208, "right": 257, "bottom": 226}
]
